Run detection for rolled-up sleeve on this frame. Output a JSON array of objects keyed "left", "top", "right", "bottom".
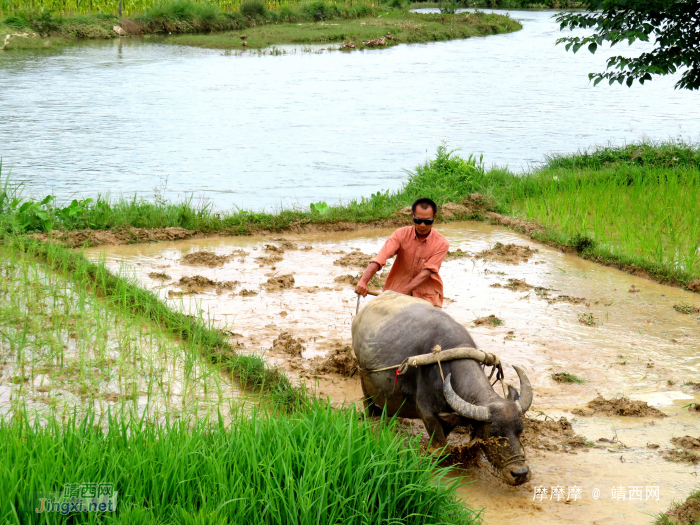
[
  {"left": 370, "top": 231, "right": 401, "bottom": 269},
  {"left": 423, "top": 238, "right": 449, "bottom": 274}
]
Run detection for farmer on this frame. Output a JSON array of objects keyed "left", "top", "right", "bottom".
[{"left": 354, "top": 197, "right": 449, "bottom": 308}]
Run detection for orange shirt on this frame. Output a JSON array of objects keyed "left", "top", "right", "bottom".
[{"left": 370, "top": 226, "right": 450, "bottom": 307}]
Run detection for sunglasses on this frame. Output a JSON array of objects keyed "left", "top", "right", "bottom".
[{"left": 413, "top": 216, "right": 435, "bottom": 226}]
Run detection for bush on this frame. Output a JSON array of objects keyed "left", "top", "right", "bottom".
[
  {"left": 300, "top": 0, "right": 341, "bottom": 21},
  {"left": 2, "top": 14, "right": 31, "bottom": 29},
  {"left": 240, "top": 0, "right": 266, "bottom": 18},
  {"left": 386, "top": 0, "right": 409, "bottom": 8}
]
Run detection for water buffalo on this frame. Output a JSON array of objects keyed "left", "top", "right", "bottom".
[{"left": 352, "top": 291, "right": 532, "bottom": 486}]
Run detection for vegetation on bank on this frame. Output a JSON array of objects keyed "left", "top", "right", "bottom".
[
  {"left": 0, "top": 0, "right": 520, "bottom": 50},
  {"left": 409, "top": 0, "right": 584, "bottom": 10},
  {"left": 4, "top": 141, "right": 700, "bottom": 291},
  {"left": 3, "top": 141, "right": 700, "bottom": 289},
  {"left": 0, "top": 403, "right": 478, "bottom": 524},
  {"left": 166, "top": 9, "right": 518, "bottom": 49}
]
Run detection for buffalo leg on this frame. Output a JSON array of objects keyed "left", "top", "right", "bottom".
[
  {"left": 438, "top": 413, "right": 462, "bottom": 439},
  {"left": 418, "top": 409, "right": 447, "bottom": 447}
]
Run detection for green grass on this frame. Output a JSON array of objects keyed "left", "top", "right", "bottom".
[
  {"left": 655, "top": 486, "right": 700, "bottom": 525},
  {"left": 0, "top": 402, "right": 480, "bottom": 524},
  {"left": 166, "top": 10, "right": 521, "bottom": 49},
  {"left": 409, "top": 0, "right": 584, "bottom": 9},
  {"left": 0, "top": 1, "right": 520, "bottom": 50},
  {"left": 3, "top": 140, "right": 700, "bottom": 290},
  {"left": 502, "top": 141, "right": 700, "bottom": 284},
  {"left": 551, "top": 372, "right": 585, "bottom": 384}
]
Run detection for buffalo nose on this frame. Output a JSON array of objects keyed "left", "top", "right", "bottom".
[{"left": 510, "top": 466, "right": 530, "bottom": 483}]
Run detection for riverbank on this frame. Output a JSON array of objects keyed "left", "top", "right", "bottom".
[
  {"left": 8, "top": 141, "right": 700, "bottom": 292},
  {"left": 166, "top": 10, "right": 519, "bottom": 49},
  {"left": 0, "top": 0, "right": 520, "bottom": 50}
]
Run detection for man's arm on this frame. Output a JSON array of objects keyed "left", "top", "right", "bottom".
[
  {"left": 398, "top": 268, "right": 433, "bottom": 296},
  {"left": 354, "top": 232, "right": 401, "bottom": 297}
]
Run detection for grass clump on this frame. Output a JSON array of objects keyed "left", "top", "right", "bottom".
[
  {"left": 0, "top": 403, "right": 479, "bottom": 524},
  {"left": 551, "top": 372, "right": 585, "bottom": 384}
]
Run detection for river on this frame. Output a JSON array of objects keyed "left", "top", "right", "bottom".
[{"left": 1, "top": 10, "right": 699, "bottom": 210}]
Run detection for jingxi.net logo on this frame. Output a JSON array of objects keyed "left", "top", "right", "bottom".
[{"left": 34, "top": 483, "right": 117, "bottom": 515}]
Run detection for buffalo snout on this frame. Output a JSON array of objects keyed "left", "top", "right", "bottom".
[{"left": 505, "top": 464, "right": 531, "bottom": 485}]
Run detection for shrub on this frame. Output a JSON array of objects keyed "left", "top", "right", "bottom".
[
  {"left": 300, "top": 0, "right": 341, "bottom": 21},
  {"left": 240, "top": 0, "right": 266, "bottom": 18}
]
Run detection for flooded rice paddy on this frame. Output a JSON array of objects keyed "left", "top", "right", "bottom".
[
  {"left": 83, "top": 221, "right": 700, "bottom": 525},
  {"left": 0, "top": 256, "right": 241, "bottom": 421},
  {"left": 2, "top": 11, "right": 700, "bottom": 210}
]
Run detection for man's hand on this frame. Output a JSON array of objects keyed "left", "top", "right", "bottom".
[
  {"left": 355, "top": 262, "right": 381, "bottom": 297},
  {"left": 355, "top": 280, "right": 369, "bottom": 297}
]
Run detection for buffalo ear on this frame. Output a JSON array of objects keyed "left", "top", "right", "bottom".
[{"left": 506, "top": 385, "right": 520, "bottom": 401}]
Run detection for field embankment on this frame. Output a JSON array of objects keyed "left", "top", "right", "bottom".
[
  {"left": 7, "top": 140, "right": 700, "bottom": 291},
  {"left": 0, "top": 0, "right": 520, "bottom": 50}
]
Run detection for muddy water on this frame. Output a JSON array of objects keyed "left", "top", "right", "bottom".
[{"left": 86, "top": 221, "right": 700, "bottom": 524}]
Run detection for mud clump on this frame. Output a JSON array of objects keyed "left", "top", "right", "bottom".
[
  {"left": 238, "top": 289, "right": 258, "bottom": 297},
  {"left": 474, "top": 315, "right": 503, "bottom": 327},
  {"left": 333, "top": 251, "right": 373, "bottom": 269},
  {"left": 549, "top": 295, "right": 588, "bottom": 305},
  {"left": 444, "top": 249, "right": 470, "bottom": 261},
  {"left": 687, "top": 279, "right": 700, "bottom": 292},
  {"left": 181, "top": 251, "right": 231, "bottom": 268},
  {"left": 334, "top": 272, "right": 385, "bottom": 288},
  {"left": 521, "top": 417, "right": 588, "bottom": 452},
  {"left": 661, "top": 448, "right": 700, "bottom": 465},
  {"left": 685, "top": 382, "right": 700, "bottom": 391},
  {"left": 671, "top": 436, "right": 700, "bottom": 450},
  {"left": 439, "top": 202, "right": 470, "bottom": 219},
  {"left": 334, "top": 274, "right": 360, "bottom": 285},
  {"left": 255, "top": 254, "right": 283, "bottom": 266},
  {"left": 313, "top": 344, "right": 358, "bottom": 377},
  {"left": 32, "top": 226, "right": 195, "bottom": 248},
  {"left": 178, "top": 275, "right": 238, "bottom": 291},
  {"left": 577, "top": 313, "right": 597, "bottom": 326},
  {"left": 271, "top": 332, "right": 305, "bottom": 357},
  {"left": 148, "top": 272, "right": 171, "bottom": 280},
  {"left": 674, "top": 303, "right": 700, "bottom": 315},
  {"left": 179, "top": 275, "right": 215, "bottom": 287},
  {"left": 583, "top": 395, "right": 668, "bottom": 418},
  {"left": 264, "top": 244, "right": 287, "bottom": 254},
  {"left": 664, "top": 496, "right": 700, "bottom": 525},
  {"left": 494, "top": 278, "right": 533, "bottom": 291},
  {"left": 263, "top": 274, "right": 295, "bottom": 292},
  {"left": 475, "top": 242, "right": 537, "bottom": 265}
]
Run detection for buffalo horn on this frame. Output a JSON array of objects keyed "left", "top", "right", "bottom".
[
  {"left": 443, "top": 373, "right": 490, "bottom": 422},
  {"left": 513, "top": 365, "right": 533, "bottom": 413}
]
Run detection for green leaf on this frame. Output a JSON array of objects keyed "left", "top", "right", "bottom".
[{"left": 588, "top": 42, "right": 597, "bottom": 53}]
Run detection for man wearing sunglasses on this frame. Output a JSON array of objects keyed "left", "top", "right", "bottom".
[{"left": 354, "top": 197, "right": 449, "bottom": 308}]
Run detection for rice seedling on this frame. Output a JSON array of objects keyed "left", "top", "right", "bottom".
[
  {"left": 0, "top": 401, "right": 480, "bottom": 524},
  {"left": 0, "top": 245, "right": 241, "bottom": 421},
  {"left": 4, "top": 235, "right": 304, "bottom": 409}
]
